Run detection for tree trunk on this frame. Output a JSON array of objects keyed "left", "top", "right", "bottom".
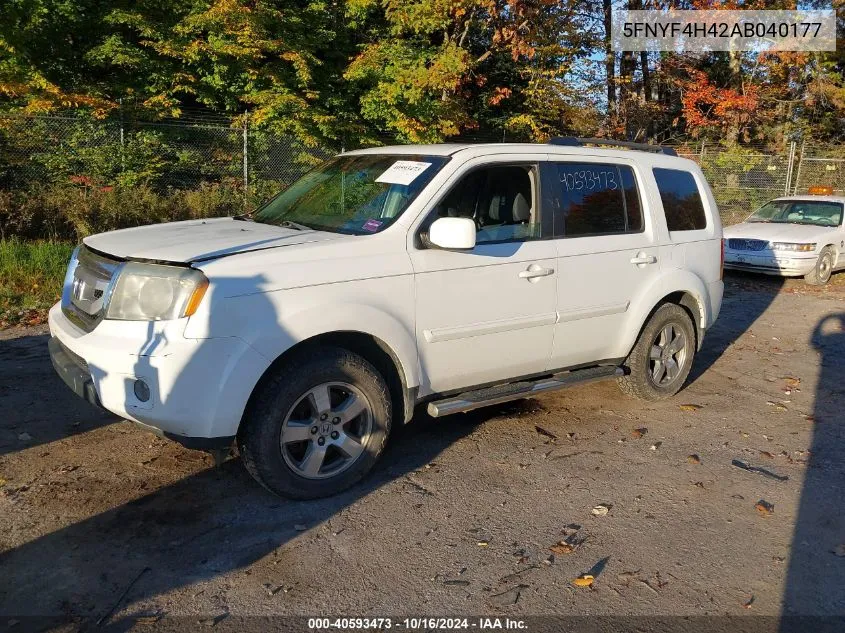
[
  {"left": 641, "top": 51, "right": 651, "bottom": 102},
  {"left": 603, "top": 0, "right": 615, "bottom": 112}
]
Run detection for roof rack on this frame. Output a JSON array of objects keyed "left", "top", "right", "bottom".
[{"left": 548, "top": 137, "right": 678, "bottom": 157}]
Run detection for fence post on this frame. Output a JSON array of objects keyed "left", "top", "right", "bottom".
[
  {"left": 784, "top": 141, "right": 796, "bottom": 196},
  {"left": 792, "top": 141, "right": 806, "bottom": 195},
  {"left": 242, "top": 118, "right": 249, "bottom": 203}
]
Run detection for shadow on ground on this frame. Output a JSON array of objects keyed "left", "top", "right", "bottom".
[
  {"left": 780, "top": 311, "right": 845, "bottom": 626},
  {"left": 688, "top": 271, "right": 784, "bottom": 384},
  {"left": 0, "top": 402, "right": 516, "bottom": 628},
  {"left": 0, "top": 332, "right": 119, "bottom": 457}
]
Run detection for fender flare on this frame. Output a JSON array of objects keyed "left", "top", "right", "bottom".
[
  {"left": 246, "top": 302, "right": 420, "bottom": 393},
  {"left": 619, "top": 270, "right": 710, "bottom": 357}
]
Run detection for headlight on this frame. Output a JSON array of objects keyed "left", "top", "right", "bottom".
[
  {"left": 770, "top": 242, "right": 816, "bottom": 252},
  {"left": 106, "top": 263, "right": 208, "bottom": 321}
]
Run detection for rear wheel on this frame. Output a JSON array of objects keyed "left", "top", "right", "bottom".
[
  {"left": 804, "top": 247, "right": 834, "bottom": 286},
  {"left": 238, "top": 347, "right": 392, "bottom": 499},
  {"left": 618, "top": 303, "right": 696, "bottom": 401}
]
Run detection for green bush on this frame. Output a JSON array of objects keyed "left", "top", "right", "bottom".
[
  {"left": 0, "top": 238, "right": 74, "bottom": 325},
  {"left": 0, "top": 180, "right": 287, "bottom": 242}
]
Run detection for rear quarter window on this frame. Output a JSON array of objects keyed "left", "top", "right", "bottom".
[{"left": 653, "top": 168, "right": 707, "bottom": 231}]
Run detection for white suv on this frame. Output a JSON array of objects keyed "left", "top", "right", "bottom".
[{"left": 49, "top": 138, "right": 724, "bottom": 498}]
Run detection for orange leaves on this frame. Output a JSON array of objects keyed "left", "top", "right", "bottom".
[
  {"left": 488, "top": 87, "right": 512, "bottom": 106},
  {"left": 679, "top": 69, "right": 759, "bottom": 134}
]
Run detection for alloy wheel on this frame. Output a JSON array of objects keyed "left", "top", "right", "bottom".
[
  {"left": 280, "top": 382, "right": 373, "bottom": 480},
  {"left": 648, "top": 323, "right": 688, "bottom": 387}
]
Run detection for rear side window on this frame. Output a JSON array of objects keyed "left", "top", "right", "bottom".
[
  {"left": 653, "top": 168, "right": 707, "bottom": 231},
  {"left": 545, "top": 163, "right": 643, "bottom": 237}
]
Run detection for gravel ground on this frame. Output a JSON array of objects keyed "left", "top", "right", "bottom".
[{"left": 1, "top": 273, "right": 844, "bottom": 628}]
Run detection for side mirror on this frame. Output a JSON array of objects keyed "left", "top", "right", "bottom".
[{"left": 428, "top": 217, "right": 476, "bottom": 250}]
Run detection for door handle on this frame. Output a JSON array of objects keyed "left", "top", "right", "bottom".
[
  {"left": 630, "top": 254, "right": 657, "bottom": 266},
  {"left": 519, "top": 265, "right": 555, "bottom": 281}
]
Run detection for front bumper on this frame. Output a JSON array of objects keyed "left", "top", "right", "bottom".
[
  {"left": 48, "top": 303, "right": 268, "bottom": 448},
  {"left": 48, "top": 337, "right": 102, "bottom": 409},
  {"left": 723, "top": 251, "right": 817, "bottom": 277}
]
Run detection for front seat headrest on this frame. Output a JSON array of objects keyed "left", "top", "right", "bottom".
[{"left": 512, "top": 192, "right": 530, "bottom": 222}]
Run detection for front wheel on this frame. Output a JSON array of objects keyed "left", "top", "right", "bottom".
[
  {"left": 618, "top": 303, "right": 696, "bottom": 401},
  {"left": 804, "top": 247, "right": 834, "bottom": 286},
  {"left": 238, "top": 347, "right": 392, "bottom": 499}
]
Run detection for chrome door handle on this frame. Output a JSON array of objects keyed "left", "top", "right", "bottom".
[
  {"left": 519, "top": 265, "right": 555, "bottom": 281},
  {"left": 630, "top": 254, "right": 657, "bottom": 265}
]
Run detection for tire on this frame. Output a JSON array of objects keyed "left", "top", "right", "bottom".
[
  {"left": 804, "top": 247, "right": 834, "bottom": 286},
  {"left": 238, "top": 346, "right": 392, "bottom": 499},
  {"left": 617, "top": 303, "right": 696, "bottom": 401}
]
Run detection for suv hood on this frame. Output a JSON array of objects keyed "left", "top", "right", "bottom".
[
  {"left": 724, "top": 221, "right": 836, "bottom": 243},
  {"left": 82, "top": 217, "right": 347, "bottom": 263}
]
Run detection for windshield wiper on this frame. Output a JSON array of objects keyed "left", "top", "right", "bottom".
[{"left": 278, "top": 220, "right": 313, "bottom": 231}]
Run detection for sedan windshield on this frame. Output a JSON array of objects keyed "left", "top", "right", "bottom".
[
  {"left": 252, "top": 154, "right": 449, "bottom": 235},
  {"left": 748, "top": 200, "right": 843, "bottom": 227}
]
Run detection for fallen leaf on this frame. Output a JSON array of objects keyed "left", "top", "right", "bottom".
[
  {"left": 572, "top": 574, "right": 594, "bottom": 587},
  {"left": 679, "top": 404, "right": 702, "bottom": 412},
  {"left": 550, "top": 541, "right": 575, "bottom": 555},
  {"left": 755, "top": 500, "right": 775, "bottom": 516},
  {"left": 0, "top": 478, "right": 6, "bottom": 488},
  {"left": 687, "top": 454, "right": 701, "bottom": 464},
  {"left": 591, "top": 504, "right": 611, "bottom": 516},
  {"left": 782, "top": 376, "right": 801, "bottom": 388},
  {"left": 759, "top": 451, "right": 775, "bottom": 459},
  {"left": 631, "top": 427, "right": 648, "bottom": 439}
]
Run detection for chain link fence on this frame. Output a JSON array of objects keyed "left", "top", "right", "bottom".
[
  {"left": 1, "top": 113, "right": 843, "bottom": 238},
  {"left": 0, "top": 113, "right": 334, "bottom": 194}
]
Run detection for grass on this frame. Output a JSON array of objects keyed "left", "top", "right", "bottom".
[{"left": 0, "top": 239, "right": 74, "bottom": 327}]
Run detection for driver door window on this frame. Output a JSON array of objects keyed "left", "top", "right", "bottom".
[{"left": 432, "top": 165, "right": 546, "bottom": 243}]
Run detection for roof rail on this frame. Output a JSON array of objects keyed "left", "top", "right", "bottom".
[{"left": 548, "top": 136, "right": 678, "bottom": 157}]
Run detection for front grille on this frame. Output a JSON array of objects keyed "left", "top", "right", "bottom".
[
  {"left": 728, "top": 238, "right": 769, "bottom": 251},
  {"left": 61, "top": 246, "right": 122, "bottom": 332}
]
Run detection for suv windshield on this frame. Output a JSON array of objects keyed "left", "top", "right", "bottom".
[
  {"left": 748, "top": 200, "right": 843, "bottom": 227},
  {"left": 252, "top": 154, "right": 449, "bottom": 235}
]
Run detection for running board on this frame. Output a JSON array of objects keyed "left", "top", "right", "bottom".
[{"left": 426, "top": 365, "right": 624, "bottom": 418}]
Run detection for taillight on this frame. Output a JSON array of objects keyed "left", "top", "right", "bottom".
[{"left": 720, "top": 238, "right": 725, "bottom": 280}]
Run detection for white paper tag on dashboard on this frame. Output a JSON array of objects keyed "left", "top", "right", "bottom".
[{"left": 375, "top": 160, "right": 432, "bottom": 186}]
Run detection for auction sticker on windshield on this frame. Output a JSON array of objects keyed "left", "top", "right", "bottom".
[{"left": 375, "top": 160, "right": 432, "bottom": 186}]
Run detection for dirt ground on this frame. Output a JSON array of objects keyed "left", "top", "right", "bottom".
[{"left": 1, "top": 272, "right": 845, "bottom": 628}]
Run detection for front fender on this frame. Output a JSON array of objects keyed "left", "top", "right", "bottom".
[{"left": 185, "top": 274, "right": 420, "bottom": 394}]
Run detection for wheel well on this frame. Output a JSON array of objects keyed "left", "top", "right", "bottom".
[
  {"left": 246, "top": 332, "right": 411, "bottom": 428},
  {"left": 632, "top": 292, "right": 702, "bottom": 357}
]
